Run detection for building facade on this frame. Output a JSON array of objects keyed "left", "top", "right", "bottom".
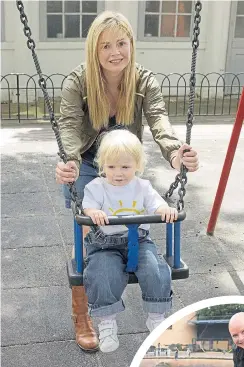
[
  {"left": 154, "top": 313, "right": 197, "bottom": 348},
  {"left": 2, "top": 1, "right": 244, "bottom": 75},
  {"left": 153, "top": 312, "right": 233, "bottom": 352},
  {"left": 1, "top": 0, "right": 244, "bottom": 102}
]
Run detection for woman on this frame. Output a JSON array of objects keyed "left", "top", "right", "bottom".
[{"left": 56, "top": 11, "right": 199, "bottom": 352}]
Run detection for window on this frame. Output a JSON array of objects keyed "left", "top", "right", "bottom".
[
  {"left": 41, "top": 1, "right": 104, "bottom": 40},
  {"left": 139, "top": 1, "right": 193, "bottom": 40},
  {"left": 1, "top": 1, "right": 4, "bottom": 42},
  {"left": 235, "top": 1, "right": 244, "bottom": 38}
]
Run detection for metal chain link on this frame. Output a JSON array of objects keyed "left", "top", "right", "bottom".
[
  {"left": 165, "top": 1, "right": 202, "bottom": 211},
  {"left": 16, "top": 0, "right": 83, "bottom": 215}
]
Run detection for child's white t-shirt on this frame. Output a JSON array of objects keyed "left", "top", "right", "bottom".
[{"left": 82, "top": 176, "right": 168, "bottom": 235}]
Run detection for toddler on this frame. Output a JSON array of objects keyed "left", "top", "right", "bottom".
[{"left": 82, "top": 130, "right": 178, "bottom": 353}]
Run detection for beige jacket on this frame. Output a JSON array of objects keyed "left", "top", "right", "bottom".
[{"left": 58, "top": 63, "right": 182, "bottom": 170}]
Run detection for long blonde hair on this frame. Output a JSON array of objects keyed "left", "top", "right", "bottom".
[{"left": 85, "top": 11, "right": 137, "bottom": 131}]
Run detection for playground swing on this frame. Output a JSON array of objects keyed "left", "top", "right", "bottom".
[{"left": 16, "top": 0, "right": 202, "bottom": 285}]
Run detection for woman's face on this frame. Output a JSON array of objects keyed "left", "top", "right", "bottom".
[{"left": 97, "top": 29, "right": 131, "bottom": 76}]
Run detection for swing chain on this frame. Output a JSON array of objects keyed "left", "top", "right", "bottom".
[
  {"left": 16, "top": 0, "right": 201, "bottom": 214},
  {"left": 165, "top": 1, "right": 202, "bottom": 211},
  {"left": 16, "top": 0, "right": 83, "bottom": 216}
]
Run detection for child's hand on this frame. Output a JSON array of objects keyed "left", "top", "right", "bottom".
[
  {"left": 83, "top": 208, "right": 109, "bottom": 226},
  {"left": 155, "top": 206, "right": 178, "bottom": 223}
]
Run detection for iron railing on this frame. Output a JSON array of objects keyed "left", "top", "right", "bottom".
[{"left": 1, "top": 72, "right": 243, "bottom": 122}]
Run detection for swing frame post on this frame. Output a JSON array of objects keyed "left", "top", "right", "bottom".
[{"left": 207, "top": 87, "right": 244, "bottom": 235}]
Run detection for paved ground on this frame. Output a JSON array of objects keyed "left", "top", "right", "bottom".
[{"left": 1, "top": 116, "right": 244, "bottom": 367}]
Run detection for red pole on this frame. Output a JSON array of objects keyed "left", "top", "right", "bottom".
[{"left": 207, "top": 87, "right": 244, "bottom": 235}]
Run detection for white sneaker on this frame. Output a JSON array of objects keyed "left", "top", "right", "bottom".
[
  {"left": 98, "top": 319, "right": 119, "bottom": 353},
  {"left": 146, "top": 314, "right": 165, "bottom": 333}
]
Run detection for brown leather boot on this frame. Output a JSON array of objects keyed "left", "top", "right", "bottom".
[{"left": 72, "top": 286, "right": 99, "bottom": 352}]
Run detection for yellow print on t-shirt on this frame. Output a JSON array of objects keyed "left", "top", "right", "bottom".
[{"left": 109, "top": 200, "right": 145, "bottom": 216}]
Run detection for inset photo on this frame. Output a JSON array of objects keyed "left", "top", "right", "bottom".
[{"left": 131, "top": 298, "right": 244, "bottom": 367}]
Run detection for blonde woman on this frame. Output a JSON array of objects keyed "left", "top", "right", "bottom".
[{"left": 55, "top": 11, "right": 199, "bottom": 352}]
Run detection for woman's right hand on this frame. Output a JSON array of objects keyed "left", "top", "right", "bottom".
[{"left": 55, "top": 161, "right": 79, "bottom": 184}]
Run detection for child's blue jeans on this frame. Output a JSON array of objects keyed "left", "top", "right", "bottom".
[
  {"left": 63, "top": 162, "right": 172, "bottom": 317},
  {"left": 83, "top": 229, "right": 172, "bottom": 317}
]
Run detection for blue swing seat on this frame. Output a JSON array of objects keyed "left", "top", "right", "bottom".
[{"left": 66, "top": 203, "right": 189, "bottom": 287}]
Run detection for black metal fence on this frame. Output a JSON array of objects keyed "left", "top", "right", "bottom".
[{"left": 1, "top": 72, "right": 243, "bottom": 122}]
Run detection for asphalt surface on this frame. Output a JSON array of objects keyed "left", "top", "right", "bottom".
[{"left": 1, "top": 115, "right": 244, "bottom": 367}]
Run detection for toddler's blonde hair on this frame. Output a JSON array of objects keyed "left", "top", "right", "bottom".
[{"left": 96, "top": 130, "right": 146, "bottom": 175}]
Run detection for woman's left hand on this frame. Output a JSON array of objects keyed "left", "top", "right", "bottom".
[{"left": 172, "top": 143, "right": 199, "bottom": 172}]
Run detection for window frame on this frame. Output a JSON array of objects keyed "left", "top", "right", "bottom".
[
  {"left": 234, "top": 0, "right": 244, "bottom": 38},
  {"left": 138, "top": 1, "right": 194, "bottom": 42},
  {"left": 1, "top": 1, "right": 5, "bottom": 42},
  {"left": 39, "top": 1, "right": 105, "bottom": 41}
]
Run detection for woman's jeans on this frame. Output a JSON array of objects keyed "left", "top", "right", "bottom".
[{"left": 63, "top": 162, "right": 172, "bottom": 317}]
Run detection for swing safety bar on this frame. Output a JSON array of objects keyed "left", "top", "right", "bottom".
[
  {"left": 75, "top": 211, "right": 186, "bottom": 226},
  {"left": 67, "top": 211, "right": 189, "bottom": 288}
]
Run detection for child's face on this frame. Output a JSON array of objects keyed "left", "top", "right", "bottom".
[{"left": 103, "top": 155, "right": 137, "bottom": 186}]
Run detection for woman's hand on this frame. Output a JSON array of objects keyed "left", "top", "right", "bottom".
[
  {"left": 83, "top": 208, "right": 109, "bottom": 226},
  {"left": 172, "top": 143, "right": 199, "bottom": 172},
  {"left": 155, "top": 205, "right": 178, "bottom": 223},
  {"left": 55, "top": 161, "right": 79, "bottom": 184}
]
